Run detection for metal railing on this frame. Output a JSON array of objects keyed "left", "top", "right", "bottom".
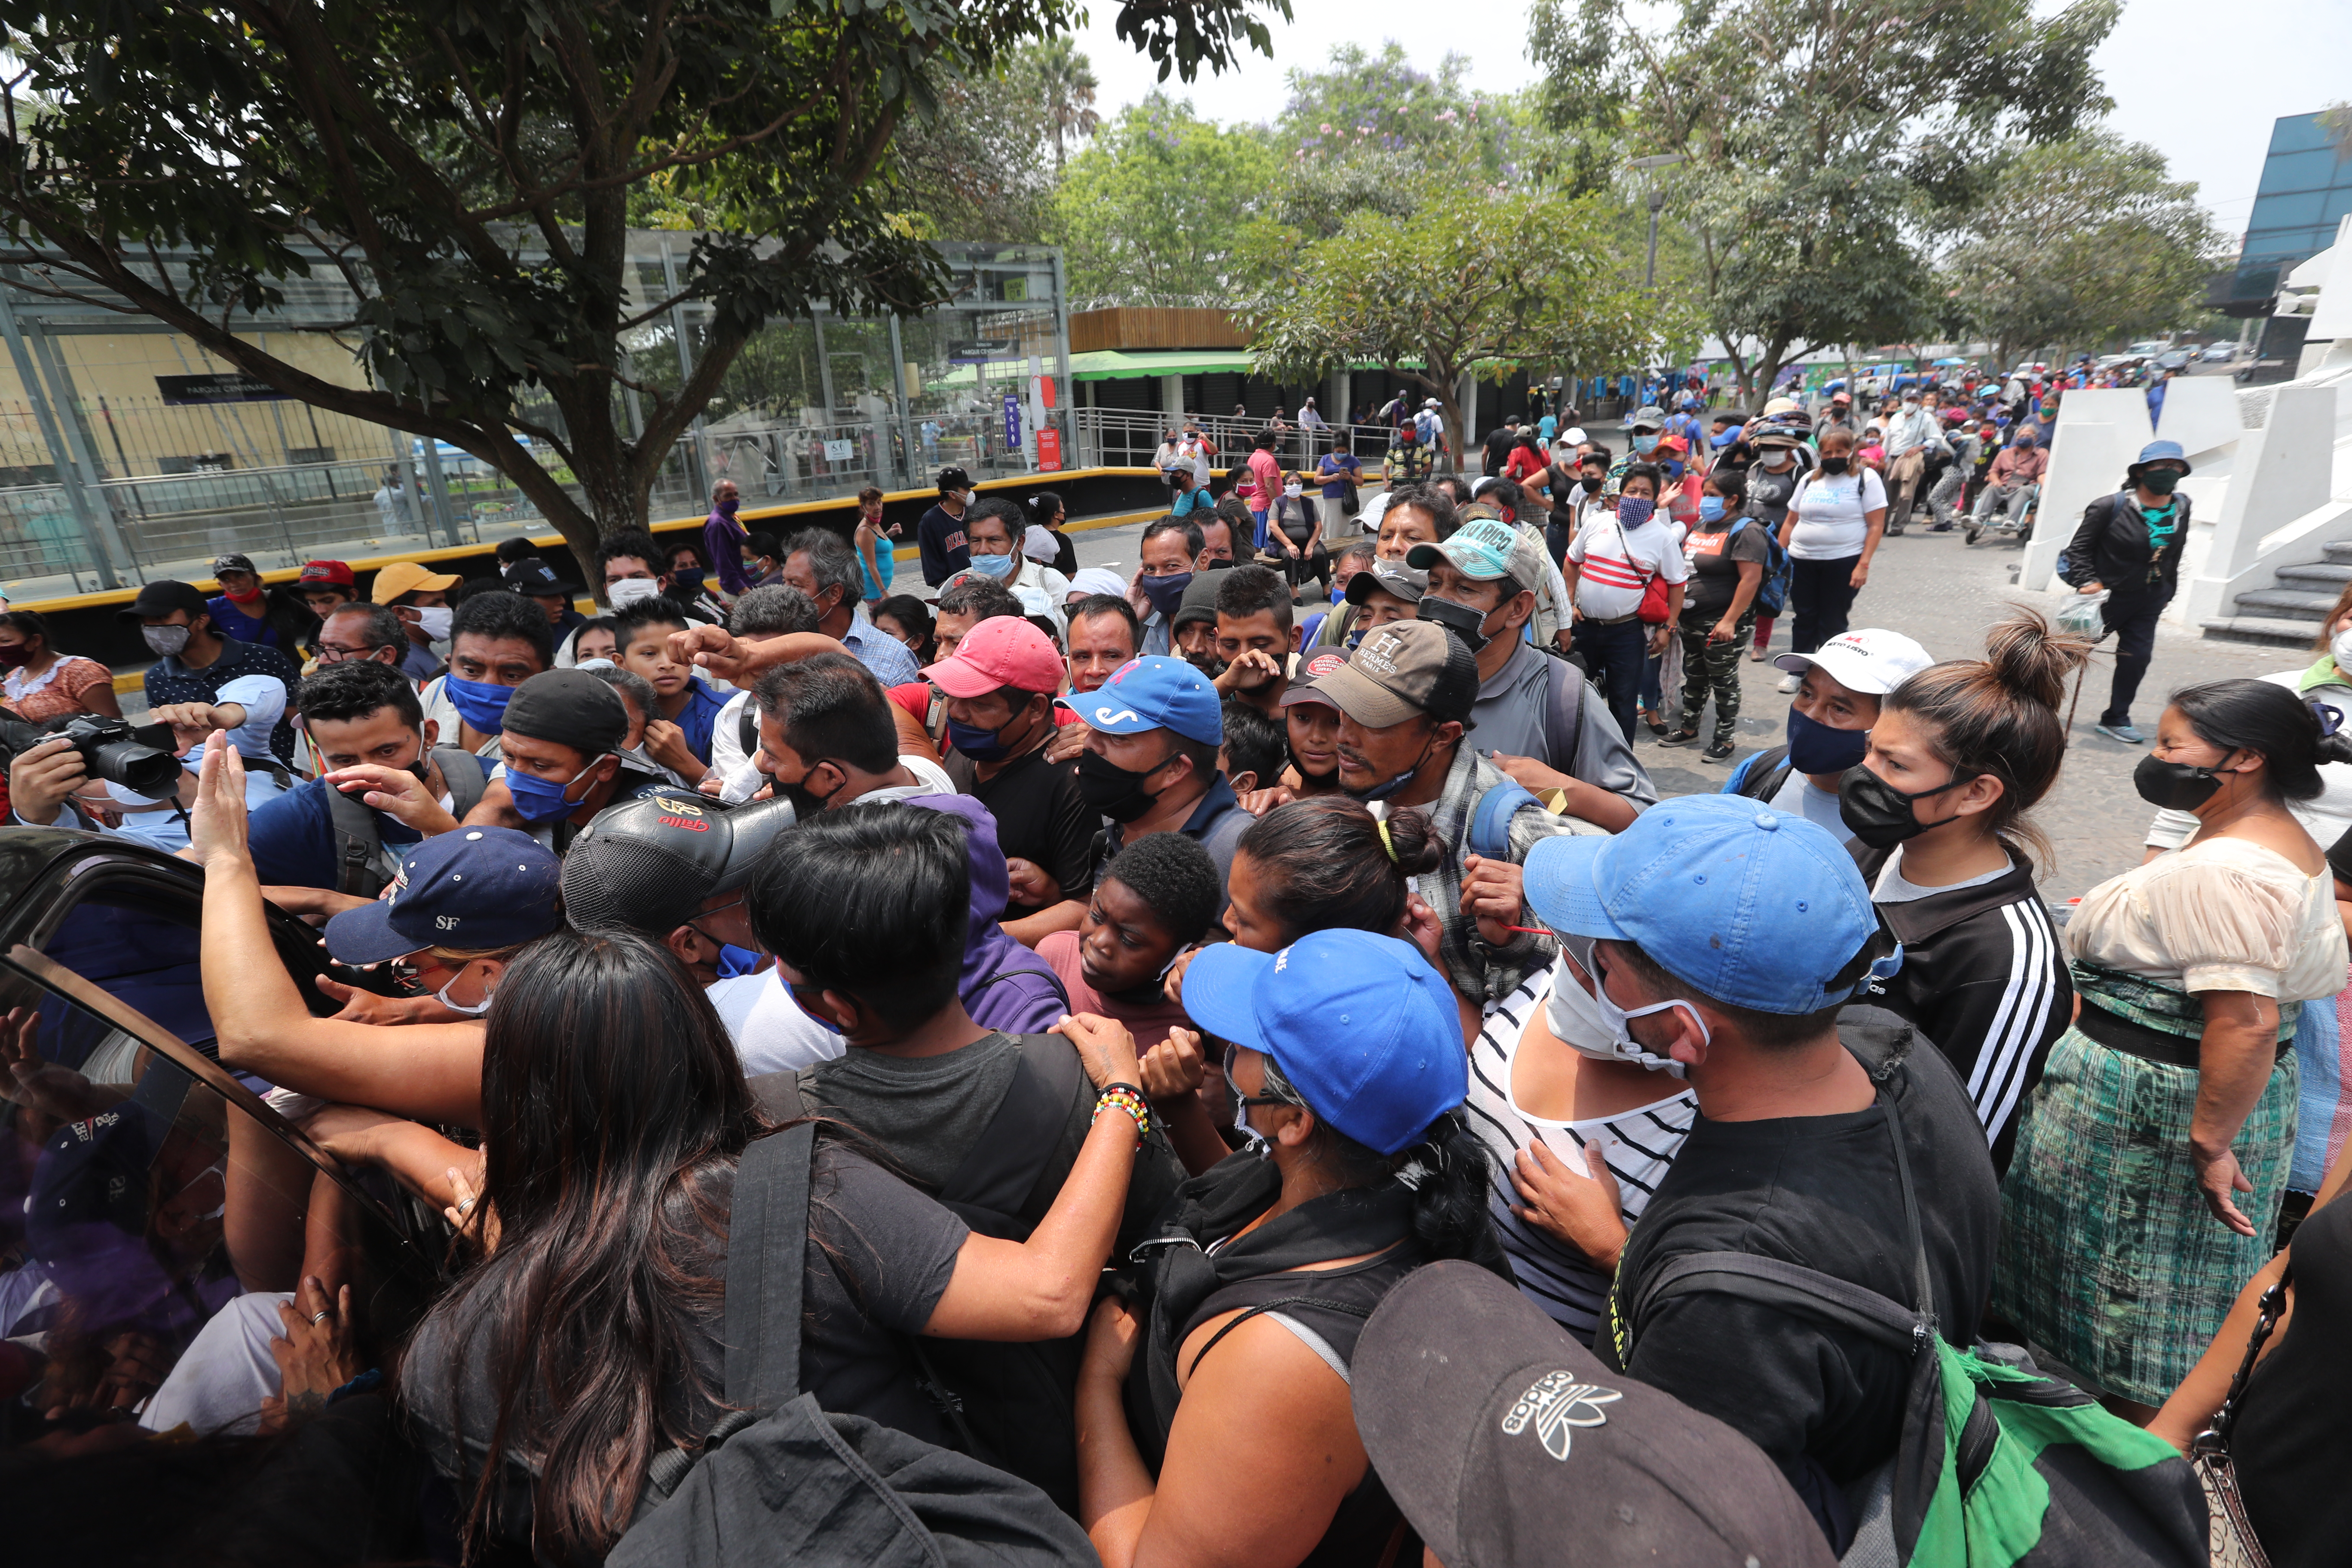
[{"left": 1069, "top": 406, "right": 1446, "bottom": 472}]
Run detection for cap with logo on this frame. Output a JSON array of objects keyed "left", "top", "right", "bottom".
[
  {"left": 297, "top": 559, "right": 356, "bottom": 589},
  {"left": 1353, "top": 1260, "right": 1838, "bottom": 1568},
  {"left": 500, "top": 668, "right": 631, "bottom": 756},
  {"left": 561, "top": 794, "right": 795, "bottom": 937},
  {"left": 1344, "top": 557, "right": 1427, "bottom": 608},
  {"left": 503, "top": 557, "right": 581, "bottom": 597},
  {"left": 117, "top": 580, "right": 211, "bottom": 622},
  {"left": 1070, "top": 655, "right": 1222, "bottom": 747},
  {"left": 922, "top": 615, "right": 1065, "bottom": 698},
  {"left": 1181, "top": 928, "right": 1465, "bottom": 1155},
  {"left": 323, "top": 826, "right": 563, "bottom": 965},
  {"left": 1313, "top": 620, "right": 1479, "bottom": 729},
  {"left": 371, "top": 560, "right": 461, "bottom": 605},
  {"left": 937, "top": 466, "right": 974, "bottom": 493},
  {"left": 211, "top": 552, "right": 259, "bottom": 578},
  {"left": 1278, "top": 648, "right": 1351, "bottom": 711},
  {"left": 1521, "top": 793, "right": 1886, "bottom": 1016},
  {"left": 1407, "top": 516, "right": 1547, "bottom": 593},
  {"left": 1771, "top": 627, "right": 1933, "bottom": 696}
]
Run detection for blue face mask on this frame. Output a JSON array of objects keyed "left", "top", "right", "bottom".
[
  {"left": 444, "top": 673, "right": 517, "bottom": 733},
  {"left": 1785, "top": 707, "right": 1870, "bottom": 776},
  {"left": 947, "top": 704, "right": 1034, "bottom": 764},
  {"left": 1710, "top": 429, "right": 1738, "bottom": 449},
  {"left": 1633, "top": 434, "right": 1660, "bottom": 455},
  {"left": 1698, "top": 496, "right": 1727, "bottom": 523},
  {"left": 505, "top": 754, "right": 607, "bottom": 823},
  {"left": 966, "top": 551, "right": 1016, "bottom": 580},
  {"left": 1617, "top": 496, "right": 1656, "bottom": 527},
  {"left": 717, "top": 944, "right": 765, "bottom": 979},
  {"left": 786, "top": 979, "right": 844, "bottom": 1038}
]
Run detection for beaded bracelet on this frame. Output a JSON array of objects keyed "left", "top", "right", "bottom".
[{"left": 1093, "top": 1084, "right": 1152, "bottom": 1136}]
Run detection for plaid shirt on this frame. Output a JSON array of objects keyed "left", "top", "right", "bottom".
[{"left": 1396, "top": 743, "right": 1604, "bottom": 1006}]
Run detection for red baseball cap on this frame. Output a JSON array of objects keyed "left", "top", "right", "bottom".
[
  {"left": 920, "top": 615, "right": 1064, "bottom": 698},
  {"left": 298, "top": 559, "right": 355, "bottom": 587}
]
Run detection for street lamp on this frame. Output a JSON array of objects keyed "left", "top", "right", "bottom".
[{"left": 1629, "top": 153, "right": 1687, "bottom": 289}]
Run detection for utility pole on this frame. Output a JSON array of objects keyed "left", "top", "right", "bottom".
[{"left": 1629, "top": 153, "right": 1687, "bottom": 289}]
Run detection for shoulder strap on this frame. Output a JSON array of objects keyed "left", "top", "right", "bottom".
[
  {"left": 1468, "top": 776, "right": 1541, "bottom": 860},
  {"left": 432, "top": 746, "right": 487, "bottom": 819},
  {"left": 738, "top": 703, "right": 759, "bottom": 758},
  {"left": 1540, "top": 651, "right": 1587, "bottom": 772},
  {"left": 937, "top": 1035, "right": 1087, "bottom": 1235},
  {"left": 1184, "top": 1295, "right": 1374, "bottom": 1382},
  {"left": 321, "top": 778, "right": 388, "bottom": 897},
  {"left": 722, "top": 1121, "right": 818, "bottom": 1412}
]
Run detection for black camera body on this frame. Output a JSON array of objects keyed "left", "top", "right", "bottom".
[{"left": 0, "top": 713, "right": 183, "bottom": 799}]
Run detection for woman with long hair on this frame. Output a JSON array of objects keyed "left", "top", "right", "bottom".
[
  {"left": 0, "top": 608, "right": 121, "bottom": 722},
  {"left": 1997, "top": 679, "right": 2352, "bottom": 1420},
  {"left": 1836, "top": 610, "right": 2088, "bottom": 1171}
]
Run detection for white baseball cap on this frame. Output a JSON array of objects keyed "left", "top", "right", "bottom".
[{"left": 1772, "top": 628, "right": 1934, "bottom": 695}]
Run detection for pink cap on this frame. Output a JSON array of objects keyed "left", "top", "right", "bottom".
[{"left": 920, "top": 615, "right": 1065, "bottom": 698}]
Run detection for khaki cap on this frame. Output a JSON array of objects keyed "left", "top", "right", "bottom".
[
  {"left": 371, "top": 560, "right": 460, "bottom": 604},
  {"left": 1313, "top": 620, "right": 1480, "bottom": 729}
]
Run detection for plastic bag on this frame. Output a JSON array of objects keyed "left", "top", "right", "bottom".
[{"left": 2057, "top": 590, "right": 2108, "bottom": 640}]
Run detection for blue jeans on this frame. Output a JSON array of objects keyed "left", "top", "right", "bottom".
[{"left": 1574, "top": 616, "right": 1648, "bottom": 744}]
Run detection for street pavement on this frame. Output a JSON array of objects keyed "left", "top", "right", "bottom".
[{"left": 1061, "top": 506, "right": 2285, "bottom": 909}]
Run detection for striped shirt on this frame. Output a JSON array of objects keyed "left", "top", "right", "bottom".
[
  {"left": 1566, "top": 512, "right": 1688, "bottom": 620},
  {"left": 1464, "top": 974, "right": 1698, "bottom": 1344}
]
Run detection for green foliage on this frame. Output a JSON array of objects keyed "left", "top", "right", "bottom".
[
  {"left": 1049, "top": 96, "right": 1281, "bottom": 306},
  {"left": 1938, "top": 131, "right": 2225, "bottom": 364}
]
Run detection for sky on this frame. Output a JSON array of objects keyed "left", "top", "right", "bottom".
[{"left": 1066, "top": 0, "right": 2352, "bottom": 248}]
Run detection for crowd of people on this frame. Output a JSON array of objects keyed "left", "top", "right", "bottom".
[{"left": 0, "top": 421, "right": 2343, "bottom": 1568}]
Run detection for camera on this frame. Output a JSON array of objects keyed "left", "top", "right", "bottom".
[{"left": 0, "top": 714, "right": 183, "bottom": 799}]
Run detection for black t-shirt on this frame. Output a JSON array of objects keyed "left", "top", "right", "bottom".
[
  {"left": 1743, "top": 457, "right": 1807, "bottom": 530},
  {"left": 401, "top": 1142, "right": 969, "bottom": 1518},
  {"left": 1482, "top": 428, "right": 1517, "bottom": 472},
  {"left": 1603, "top": 1014, "right": 2000, "bottom": 1534},
  {"left": 2233, "top": 1191, "right": 2352, "bottom": 1566},
  {"left": 943, "top": 743, "right": 1096, "bottom": 920},
  {"left": 1678, "top": 515, "right": 1773, "bottom": 620}
]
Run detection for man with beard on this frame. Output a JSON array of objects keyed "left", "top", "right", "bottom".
[
  {"left": 1168, "top": 573, "right": 1224, "bottom": 676},
  {"left": 1207, "top": 564, "right": 1296, "bottom": 717}
]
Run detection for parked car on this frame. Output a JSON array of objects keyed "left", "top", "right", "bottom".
[
  {"left": 2156, "top": 349, "right": 2195, "bottom": 371},
  {"left": 2202, "top": 343, "right": 2239, "bottom": 363},
  {"left": 0, "top": 826, "right": 442, "bottom": 1452}
]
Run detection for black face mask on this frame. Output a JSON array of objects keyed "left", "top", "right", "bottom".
[
  {"left": 1838, "top": 764, "right": 1972, "bottom": 849},
  {"left": 1416, "top": 595, "right": 1494, "bottom": 654},
  {"left": 774, "top": 771, "right": 838, "bottom": 818},
  {"left": 2133, "top": 752, "right": 2226, "bottom": 811},
  {"left": 1077, "top": 749, "right": 1173, "bottom": 823},
  {"left": 669, "top": 567, "right": 706, "bottom": 597},
  {"left": 1818, "top": 455, "right": 1852, "bottom": 476}
]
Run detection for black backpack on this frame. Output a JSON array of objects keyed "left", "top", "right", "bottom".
[
  {"left": 606, "top": 1122, "right": 1098, "bottom": 1568},
  {"left": 323, "top": 746, "right": 490, "bottom": 896}
]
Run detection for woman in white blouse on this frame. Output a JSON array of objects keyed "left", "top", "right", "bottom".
[
  {"left": 1997, "top": 679, "right": 2352, "bottom": 1419},
  {"left": 1773, "top": 426, "right": 1887, "bottom": 693}
]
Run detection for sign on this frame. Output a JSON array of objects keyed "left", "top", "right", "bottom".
[
  {"left": 822, "top": 438, "right": 855, "bottom": 462},
  {"left": 949, "top": 339, "right": 1017, "bottom": 363},
  {"left": 1038, "top": 374, "right": 1057, "bottom": 410},
  {"left": 1035, "top": 428, "right": 1062, "bottom": 472},
  {"left": 1002, "top": 393, "right": 1023, "bottom": 450},
  {"left": 154, "top": 372, "right": 287, "bottom": 405}
]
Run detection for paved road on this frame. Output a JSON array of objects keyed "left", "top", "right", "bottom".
[{"left": 1062, "top": 508, "right": 2285, "bottom": 908}]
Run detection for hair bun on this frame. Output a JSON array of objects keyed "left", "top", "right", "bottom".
[{"left": 1981, "top": 607, "right": 2090, "bottom": 710}]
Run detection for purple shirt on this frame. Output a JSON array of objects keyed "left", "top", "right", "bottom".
[
  {"left": 906, "top": 793, "right": 1070, "bottom": 1035},
  {"left": 702, "top": 508, "right": 755, "bottom": 596}
]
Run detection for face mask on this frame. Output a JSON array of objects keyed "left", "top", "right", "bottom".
[
  {"left": 2140, "top": 469, "right": 2183, "bottom": 497},
  {"left": 1837, "top": 764, "right": 1971, "bottom": 849},
  {"left": 505, "top": 754, "right": 608, "bottom": 823},
  {"left": 1137, "top": 571, "right": 1193, "bottom": 618},
  {"left": 1786, "top": 707, "right": 1870, "bottom": 776},
  {"left": 435, "top": 964, "right": 495, "bottom": 1016},
  {"left": 444, "top": 673, "right": 518, "bottom": 732},
  {"left": 1544, "top": 940, "right": 1686, "bottom": 1076},
  {"left": 226, "top": 583, "right": 265, "bottom": 604},
  {"left": 2015, "top": 436, "right": 2035, "bottom": 450},
  {"left": 2132, "top": 751, "right": 2226, "bottom": 812},
  {"left": 785, "top": 979, "right": 845, "bottom": 1038},
  {"left": 966, "top": 552, "right": 1016, "bottom": 580},
  {"left": 1617, "top": 496, "right": 1656, "bottom": 527},
  {"left": 1350, "top": 735, "right": 1437, "bottom": 802},
  {"left": 1077, "top": 748, "right": 1171, "bottom": 823},
  {"left": 413, "top": 605, "right": 453, "bottom": 641},
  {"left": 0, "top": 646, "right": 28, "bottom": 672},
  {"left": 1417, "top": 595, "right": 1494, "bottom": 654},
  {"left": 717, "top": 497, "right": 740, "bottom": 517},
  {"left": 1633, "top": 435, "right": 1660, "bottom": 455},
  {"left": 607, "top": 576, "right": 662, "bottom": 609},
  {"left": 2331, "top": 626, "right": 2352, "bottom": 674},
  {"left": 1760, "top": 448, "right": 1793, "bottom": 469},
  {"left": 1818, "top": 455, "right": 1851, "bottom": 476},
  {"left": 1710, "top": 429, "right": 1737, "bottom": 449},
  {"left": 668, "top": 567, "right": 706, "bottom": 598},
  {"left": 947, "top": 705, "right": 1032, "bottom": 764},
  {"left": 773, "top": 764, "right": 839, "bottom": 819},
  {"left": 1698, "top": 496, "right": 1727, "bottom": 524},
  {"left": 143, "top": 625, "right": 192, "bottom": 658}
]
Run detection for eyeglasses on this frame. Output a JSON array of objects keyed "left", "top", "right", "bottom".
[{"left": 317, "top": 642, "right": 396, "bottom": 663}]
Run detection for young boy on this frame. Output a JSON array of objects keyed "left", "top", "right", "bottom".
[
  {"left": 1216, "top": 695, "right": 1288, "bottom": 795},
  {"left": 1036, "top": 831, "right": 1219, "bottom": 1057},
  {"left": 612, "top": 598, "right": 731, "bottom": 765}
]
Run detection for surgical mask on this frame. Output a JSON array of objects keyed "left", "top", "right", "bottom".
[
  {"left": 1417, "top": 595, "right": 1494, "bottom": 654},
  {"left": 1076, "top": 748, "right": 1170, "bottom": 823},
  {"left": 1544, "top": 941, "right": 1686, "bottom": 1076},
  {"left": 1137, "top": 571, "right": 1193, "bottom": 618},
  {"left": 2330, "top": 625, "right": 2352, "bottom": 675},
  {"left": 1785, "top": 707, "right": 1870, "bottom": 776},
  {"left": 2132, "top": 752, "right": 2225, "bottom": 812},
  {"left": 505, "top": 754, "right": 608, "bottom": 822},
  {"left": 966, "top": 552, "right": 1017, "bottom": 580},
  {"left": 607, "top": 576, "right": 662, "bottom": 609},
  {"left": 1837, "top": 764, "right": 1971, "bottom": 849},
  {"left": 411, "top": 605, "right": 453, "bottom": 641},
  {"left": 143, "top": 625, "right": 192, "bottom": 658},
  {"left": 1759, "top": 448, "right": 1794, "bottom": 469},
  {"left": 1632, "top": 434, "right": 1660, "bottom": 455},
  {"left": 2139, "top": 469, "right": 2183, "bottom": 496},
  {"left": 1698, "top": 496, "right": 1727, "bottom": 524},
  {"left": 1616, "top": 496, "right": 1655, "bottom": 527},
  {"left": 444, "top": 673, "right": 518, "bottom": 732},
  {"left": 1818, "top": 455, "right": 1851, "bottom": 476},
  {"left": 435, "top": 965, "right": 495, "bottom": 1016}
]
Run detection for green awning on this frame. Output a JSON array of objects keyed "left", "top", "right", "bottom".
[{"left": 1070, "top": 348, "right": 1256, "bottom": 381}]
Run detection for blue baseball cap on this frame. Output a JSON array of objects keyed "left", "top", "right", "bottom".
[
  {"left": 324, "top": 826, "right": 564, "bottom": 965},
  {"left": 1182, "top": 929, "right": 1466, "bottom": 1155},
  {"left": 1521, "top": 795, "right": 1884, "bottom": 1015},
  {"left": 1069, "top": 654, "right": 1222, "bottom": 747}
]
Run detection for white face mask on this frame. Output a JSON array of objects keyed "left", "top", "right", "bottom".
[
  {"left": 607, "top": 576, "right": 662, "bottom": 609},
  {"left": 2331, "top": 626, "right": 2352, "bottom": 677},
  {"left": 413, "top": 605, "right": 453, "bottom": 640},
  {"left": 436, "top": 963, "right": 495, "bottom": 1016},
  {"left": 1542, "top": 939, "right": 1696, "bottom": 1077}
]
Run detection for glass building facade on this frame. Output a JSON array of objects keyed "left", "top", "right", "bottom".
[{"left": 2225, "top": 112, "right": 2352, "bottom": 308}]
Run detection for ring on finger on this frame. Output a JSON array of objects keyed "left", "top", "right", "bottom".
[
  {"left": 310, "top": 1308, "right": 331, "bottom": 1326},
  {"left": 456, "top": 1195, "right": 476, "bottom": 1215}
]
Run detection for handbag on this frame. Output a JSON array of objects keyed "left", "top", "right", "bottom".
[{"left": 2189, "top": 1270, "right": 2288, "bottom": 1568}]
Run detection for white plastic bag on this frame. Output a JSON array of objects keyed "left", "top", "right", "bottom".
[{"left": 2056, "top": 590, "right": 2108, "bottom": 640}]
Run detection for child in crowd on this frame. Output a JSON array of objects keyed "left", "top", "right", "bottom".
[
  {"left": 1038, "top": 832, "right": 1220, "bottom": 1057},
  {"left": 1217, "top": 695, "right": 1288, "bottom": 794}
]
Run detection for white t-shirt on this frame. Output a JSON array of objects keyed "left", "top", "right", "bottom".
[
  {"left": 1785, "top": 469, "right": 1887, "bottom": 560},
  {"left": 717, "top": 969, "right": 848, "bottom": 1076},
  {"left": 1566, "top": 511, "right": 1689, "bottom": 620},
  {"left": 1464, "top": 971, "right": 1697, "bottom": 1344}
]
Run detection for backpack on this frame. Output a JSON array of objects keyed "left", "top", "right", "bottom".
[
  {"left": 1729, "top": 515, "right": 1792, "bottom": 618},
  {"left": 1725, "top": 742, "right": 1796, "bottom": 804},
  {"left": 607, "top": 1123, "right": 1099, "bottom": 1568},
  {"left": 1623, "top": 1090, "right": 2207, "bottom": 1568},
  {"left": 322, "top": 746, "right": 490, "bottom": 896}
]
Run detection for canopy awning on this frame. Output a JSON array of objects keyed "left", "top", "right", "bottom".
[{"left": 1070, "top": 348, "right": 1257, "bottom": 381}]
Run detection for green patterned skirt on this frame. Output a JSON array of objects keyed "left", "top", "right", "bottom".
[{"left": 1994, "top": 968, "right": 2299, "bottom": 1406}]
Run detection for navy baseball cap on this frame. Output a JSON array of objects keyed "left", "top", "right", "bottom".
[
  {"left": 1182, "top": 929, "right": 1465, "bottom": 1155},
  {"left": 1070, "top": 655, "right": 1223, "bottom": 747},
  {"left": 1521, "top": 795, "right": 1888, "bottom": 1015},
  {"left": 324, "top": 826, "right": 564, "bottom": 965}
]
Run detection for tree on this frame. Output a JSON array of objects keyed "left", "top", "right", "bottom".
[
  {"left": 1249, "top": 186, "right": 1671, "bottom": 461},
  {"left": 1033, "top": 38, "right": 1102, "bottom": 174},
  {"left": 1537, "top": 0, "right": 2119, "bottom": 401},
  {"left": 889, "top": 47, "right": 1063, "bottom": 243},
  {"left": 1939, "top": 132, "right": 2223, "bottom": 368},
  {"left": 0, "top": 0, "right": 1282, "bottom": 588},
  {"left": 1049, "top": 96, "right": 1280, "bottom": 307}
]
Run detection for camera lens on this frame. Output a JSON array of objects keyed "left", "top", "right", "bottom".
[{"left": 87, "top": 738, "right": 181, "bottom": 798}]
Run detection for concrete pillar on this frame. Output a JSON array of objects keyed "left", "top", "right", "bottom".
[
  {"left": 2017, "top": 389, "right": 2154, "bottom": 591},
  {"left": 1326, "top": 369, "right": 1351, "bottom": 429},
  {"left": 1160, "top": 374, "right": 1185, "bottom": 425},
  {"left": 2181, "top": 385, "right": 2341, "bottom": 626}
]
